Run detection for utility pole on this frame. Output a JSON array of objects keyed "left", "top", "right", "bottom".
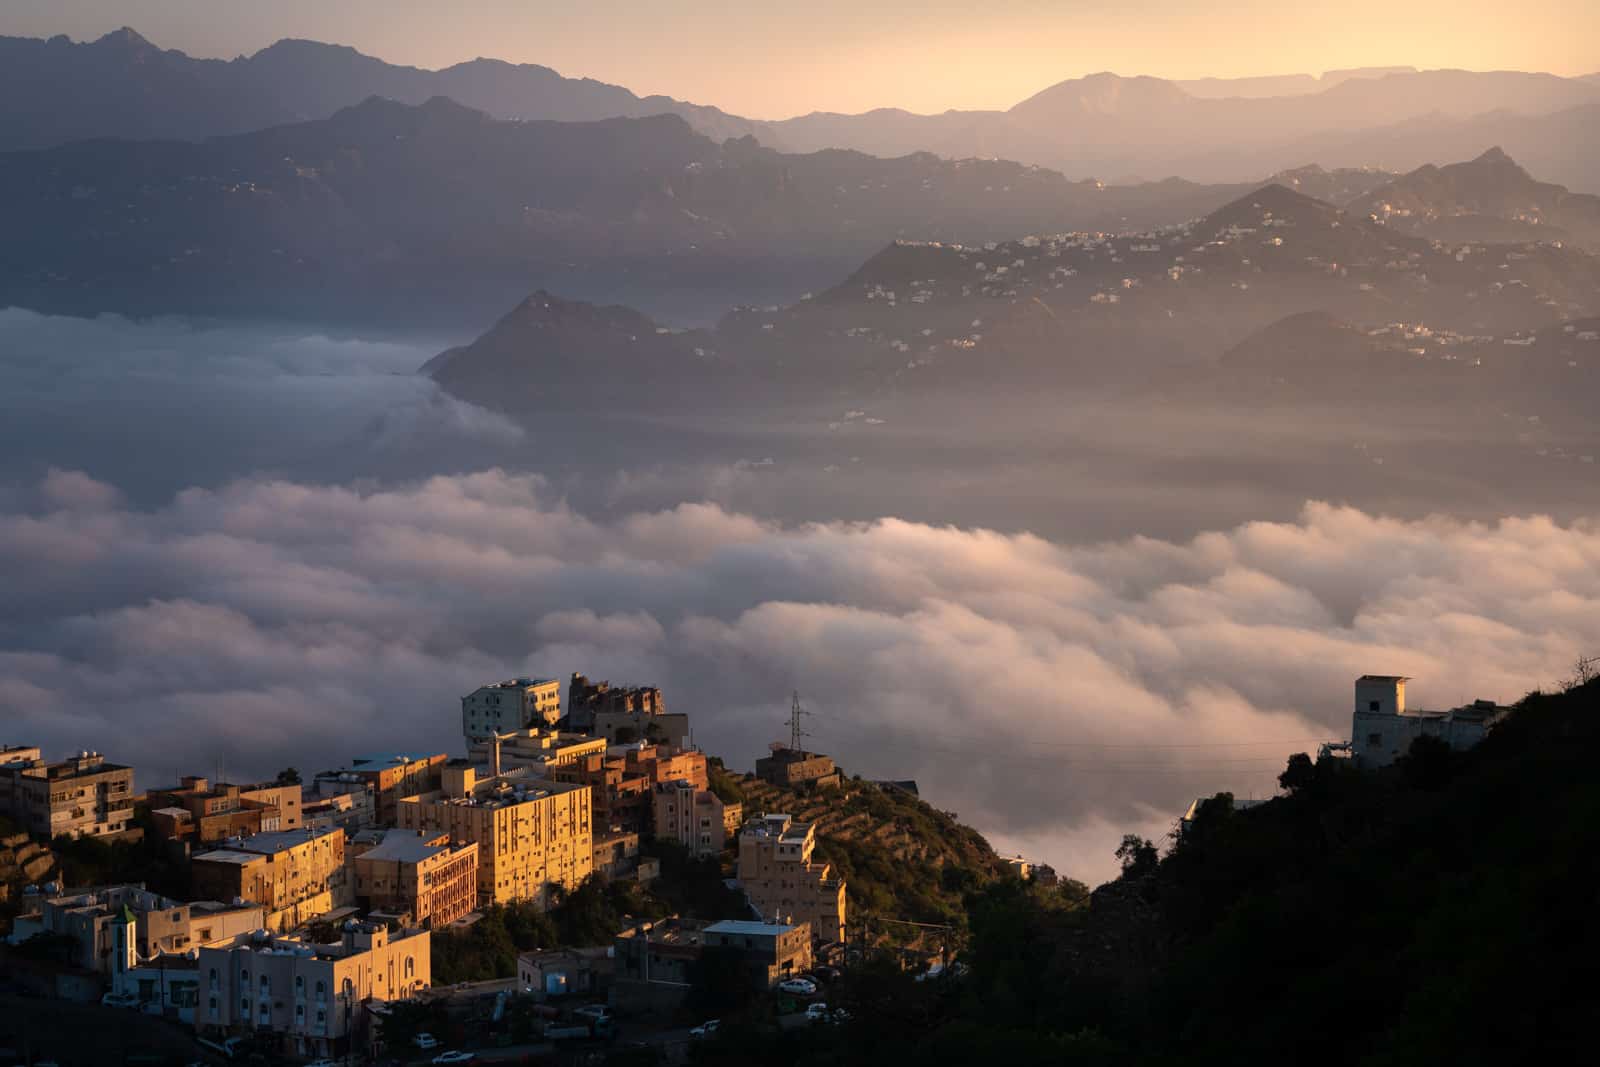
[{"left": 787, "top": 691, "right": 811, "bottom": 752}]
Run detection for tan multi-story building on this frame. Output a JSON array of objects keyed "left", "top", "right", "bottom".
[
  {"left": 314, "top": 752, "right": 447, "bottom": 826},
  {"left": 552, "top": 742, "right": 707, "bottom": 835},
  {"left": 652, "top": 779, "right": 742, "bottom": 858},
  {"left": 349, "top": 829, "right": 478, "bottom": 928},
  {"left": 7, "top": 884, "right": 262, "bottom": 974},
  {"left": 0, "top": 748, "right": 135, "bottom": 839},
  {"left": 191, "top": 828, "right": 350, "bottom": 932},
  {"left": 462, "top": 678, "right": 562, "bottom": 743},
  {"left": 756, "top": 747, "right": 841, "bottom": 790},
  {"left": 198, "top": 922, "right": 429, "bottom": 1061},
  {"left": 467, "top": 729, "right": 607, "bottom": 778},
  {"left": 566, "top": 673, "right": 663, "bottom": 730},
  {"left": 737, "top": 814, "right": 846, "bottom": 945},
  {"left": 147, "top": 777, "right": 302, "bottom": 844},
  {"left": 396, "top": 763, "right": 593, "bottom": 909}
]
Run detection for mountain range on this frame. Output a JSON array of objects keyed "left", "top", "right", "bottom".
[
  {"left": 0, "top": 95, "right": 1398, "bottom": 325},
  {"left": 1346, "top": 147, "right": 1600, "bottom": 250},
  {"left": 4, "top": 28, "right": 1597, "bottom": 190},
  {"left": 427, "top": 175, "right": 1600, "bottom": 415}
]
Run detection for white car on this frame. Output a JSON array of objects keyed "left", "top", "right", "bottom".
[
  {"left": 100, "top": 991, "right": 140, "bottom": 1008},
  {"left": 805, "top": 1002, "right": 830, "bottom": 1021},
  {"left": 689, "top": 1019, "right": 720, "bottom": 1039},
  {"left": 778, "top": 977, "right": 818, "bottom": 996},
  {"left": 432, "top": 1053, "right": 475, "bottom": 1065},
  {"left": 413, "top": 1032, "right": 440, "bottom": 1050}
]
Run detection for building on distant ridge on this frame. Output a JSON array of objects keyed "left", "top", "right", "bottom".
[
  {"left": 1345, "top": 675, "right": 1507, "bottom": 769},
  {"left": 755, "top": 746, "right": 840, "bottom": 791}
]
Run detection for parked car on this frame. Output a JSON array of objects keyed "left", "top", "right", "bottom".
[
  {"left": 432, "top": 1053, "right": 475, "bottom": 1065},
  {"left": 573, "top": 1003, "right": 612, "bottom": 1024},
  {"left": 303, "top": 1060, "right": 339, "bottom": 1067},
  {"left": 690, "top": 1019, "right": 721, "bottom": 1039},
  {"left": 413, "top": 1032, "right": 440, "bottom": 1050},
  {"left": 811, "top": 965, "right": 842, "bottom": 984},
  {"left": 100, "top": 991, "right": 140, "bottom": 1008},
  {"left": 778, "top": 977, "right": 818, "bottom": 996},
  {"left": 805, "top": 1002, "right": 830, "bottom": 1021}
]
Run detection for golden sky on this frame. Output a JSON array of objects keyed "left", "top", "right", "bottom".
[{"left": 2, "top": 0, "right": 1596, "bottom": 118}]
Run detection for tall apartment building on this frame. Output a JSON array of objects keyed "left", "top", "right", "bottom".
[
  {"left": 147, "top": 776, "right": 302, "bottom": 844},
  {"left": 191, "top": 828, "right": 350, "bottom": 932},
  {"left": 349, "top": 828, "right": 478, "bottom": 928},
  {"left": 0, "top": 748, "right": 135, "bottom": 839},
  {"left": 652, "top": 779, "right": 742, "bottom": 858},
  {"left": 737, "top": 814, "right": 846, "bottom": 945},
  {"left": 313, "top": 751, "right": 447, "bottom": 826},
  {"left": 198, "top": 922, "right": 429, "bottom": 1062},
  {"left": 396, "top": 763, "right": 593, "bottom": 909},
  {"left": 462, "top": 679, "right": 562, "bottom": 742}
]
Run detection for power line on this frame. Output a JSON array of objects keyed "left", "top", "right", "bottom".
[{"left": 798, "top": 700, "right": 1337, "bottom": 751}]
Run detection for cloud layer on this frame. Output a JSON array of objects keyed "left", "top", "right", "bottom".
[{"left": 3, "top": 469, "right": 1596, "bottom": 882}]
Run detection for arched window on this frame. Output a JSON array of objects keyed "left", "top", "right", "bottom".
[
  {"left": 315, "top": 979, "right": 326, "bottom": 999},
  {"left": 404, "top": 956, "right": 415, "bottom": 978}
]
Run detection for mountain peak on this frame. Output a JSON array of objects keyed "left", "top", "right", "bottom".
[
  {"left": 1473, "top": 146, "right": 1515, "bottom": 165},
  {"left": 92, "top": 27, "right": 153, "bottom": 50}
]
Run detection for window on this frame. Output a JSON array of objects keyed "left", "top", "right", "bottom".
[
  {"left": 1367, "top": 733, "right": 1383, "bottom": 746},
  {"left": 240, "top": 998, "right": 249, "bottom": 1013}
]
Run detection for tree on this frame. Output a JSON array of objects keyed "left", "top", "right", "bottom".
[
  {"left": 1114, "top": 835, "right": 1158, "bottom": 879},
  {"left": 1560, "top": 654, "right": 1598, "bottom": 693},
  {"left": 275, "top": 767, "right": 301, "bottom": 785},
  {"left": 1278, "top": 752, "right": 1316, "bottom": 793}
]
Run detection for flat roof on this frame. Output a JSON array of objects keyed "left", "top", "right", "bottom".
[
  {"left": 358, "top": 831, "right": 452, "bottom": 865},
  {"left": 195, "top": 827, "right": 339, "bottom": 859},
  {"left": 482, "top": 678, "right": 557, "bottom": 689},
  {"left": 705, "top": 920, "right": 797, "bottom": 937},
  {"left": 349, "top": 751, "right": 444, "bottom": 769},
  {"left": 191, "top": 849, "right": 260, "bottom": 866}
]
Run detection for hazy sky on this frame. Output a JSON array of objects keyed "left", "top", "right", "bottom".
[{"left": 2, "top": 1, "right": 1595, "bottom": 118}]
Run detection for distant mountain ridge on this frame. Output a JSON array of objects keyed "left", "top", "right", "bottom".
[
  {"left": 1346, "top": 147, "right": 1600, "bottom": 250},
  {"left": 3, "top": 28, "right": 1598, "bottom": 191},
  {"left": 1, "top": 95, "right": 1360, "bottom": 325},
  {"left": 427, "top": 173, "right": 1600, "bottom": 412},
  {"left": 0, "top": 26, "right": 767, "bottom": 151}
]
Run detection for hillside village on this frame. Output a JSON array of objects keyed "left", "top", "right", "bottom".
[{"left": 0, "top": 670, "right": 1510, "bottom": 1064}]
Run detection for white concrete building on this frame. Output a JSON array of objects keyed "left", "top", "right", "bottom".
[
  {"left": 1350, "top": 675, "right": 1504, "bottom": 768},
  {"left": 462, "top": 679, "right": 562, "bottom": 743}
]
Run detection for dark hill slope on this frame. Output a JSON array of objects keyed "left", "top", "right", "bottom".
[{"left": 701, "top": 678, "right": 1600, "bottom": 1065}]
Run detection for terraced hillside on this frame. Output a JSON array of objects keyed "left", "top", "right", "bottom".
[{"left": 731, "top": 771, "right": 1011, "bottom": 932}]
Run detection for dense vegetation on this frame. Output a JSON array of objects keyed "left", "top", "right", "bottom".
[
  {"left": 429, "top": 843, "right": 744, "bottom": 984},
  {"left": 694, "top": 678, "right": 1600, "bottom": 1065}
]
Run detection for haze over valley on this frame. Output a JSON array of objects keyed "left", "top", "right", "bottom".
[{"left": 2, "top": 12, "right": 1598, "bottom": 887}]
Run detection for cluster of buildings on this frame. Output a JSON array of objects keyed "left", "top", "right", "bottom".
[{"left": 2, "top": 672, "right": 853, "bottom": 1058}]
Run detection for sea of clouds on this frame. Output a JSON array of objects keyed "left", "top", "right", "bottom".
[{"left": 4, "top": 467, "right": 1596, "bottom": 882}]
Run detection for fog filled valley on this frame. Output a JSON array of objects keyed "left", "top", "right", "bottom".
[{"left": 3, "top": 20, "right": 1600, "bottom": 888}]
